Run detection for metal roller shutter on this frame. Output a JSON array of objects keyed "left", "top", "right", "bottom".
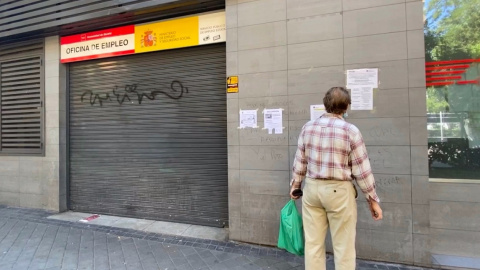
[{"left": 69, "top": 43, "right": 228, "bottom": 227}]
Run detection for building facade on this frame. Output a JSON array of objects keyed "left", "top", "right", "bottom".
[{"left": 0, "top": 0, "right": 478, "bottom": 269}]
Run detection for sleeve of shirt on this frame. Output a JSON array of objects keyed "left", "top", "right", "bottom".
[
  {"left": 291, "top": 125, "right": 307, "bottom": 186},
  {"left": 349, "top": 131, "right": 380, "bottom": 202}
]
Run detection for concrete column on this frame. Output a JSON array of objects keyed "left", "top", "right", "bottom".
[{"left": 44, "top": 36, "right": 68, "bottom": 212}]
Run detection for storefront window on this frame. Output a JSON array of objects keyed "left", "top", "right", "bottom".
[{"left": 425, "top": 0, "right": 480, "bottom": 179}]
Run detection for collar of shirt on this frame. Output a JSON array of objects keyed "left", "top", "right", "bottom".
[{"left": 321, "top": 113, "right": 344, "bottom": 120}]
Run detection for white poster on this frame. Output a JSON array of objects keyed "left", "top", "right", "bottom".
[
  {"left": 310, "top": 104, "right": 326, "bottom": 121},
  {"left": 346, "top": 68, "right": 378, "bottom": 88},
  {"left": 239, "top": 110, "right": 258, "bottom": 128},
  {"left": 351, "top": 87, "right": 373, "bottom": 110},
  {"left": 264, "top": 108, "right": 283, "bottom": 134}
]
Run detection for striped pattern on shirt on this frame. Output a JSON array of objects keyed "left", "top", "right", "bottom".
[{"left": 292, "top": 113, "right": 380, "bottom": 202}]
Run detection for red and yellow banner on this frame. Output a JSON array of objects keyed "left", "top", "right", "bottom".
[{"left": 61, "top": 11, "right": 225, "bottom": 63}]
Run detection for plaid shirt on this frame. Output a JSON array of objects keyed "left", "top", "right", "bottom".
[{"left": 292, "top": 113, "right": 380, "bottom": 202}]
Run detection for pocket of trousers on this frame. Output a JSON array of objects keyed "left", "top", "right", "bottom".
[{"left": 323, "top": 187, "right": 348, "bottom": 210}]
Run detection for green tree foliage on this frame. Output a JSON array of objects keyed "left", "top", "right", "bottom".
[
  {"left": 424, "top": 0, "right": 480, "bottom": 114},
  {"left": 425, "top": 0, "right": 480, "bottom": 61},
  {"left": 426, "top": 87, "right": 449, "bottom": 113}
]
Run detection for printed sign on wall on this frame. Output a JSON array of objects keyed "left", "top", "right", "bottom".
[
  {"left": 227, "top": 76, "right": 239, "bottom": 93},
  {"left": 60, "top": 11, "right": 226, "bottom": 63},
  {"left": 60, "top": 26, "right": 135, "bottom": 63}
]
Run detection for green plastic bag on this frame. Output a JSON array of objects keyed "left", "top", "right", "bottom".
[{"left": 277, "top": 199, "right": 304, "bottom": 256}]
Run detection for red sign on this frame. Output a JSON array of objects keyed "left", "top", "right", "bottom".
[
  {"left": 425, "top": 59, "right": 480, "bottom": 87},
  {"left": 60, "top": 25, "right": 135, "bottom": 63}
]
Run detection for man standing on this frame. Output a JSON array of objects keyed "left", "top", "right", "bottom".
[{"left": 290, "top": 87, "right": 383, "bottom": 270}]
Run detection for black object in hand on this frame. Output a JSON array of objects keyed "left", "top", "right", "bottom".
[{"left": 292, "top": 189, "right": 303, "bottom": 197}]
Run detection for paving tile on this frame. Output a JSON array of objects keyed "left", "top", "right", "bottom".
[
  {"left": 172, "top": 256, "right": 190, "bottom": 267},
  {"left": 186, "top": 253, "right": 208, "bottom": 269},
  {"left": 44, "top": 227, "right": 70, "bottom": 269},
  {"left": 251, "top": 257, "right": 277, "bottom": 267},
  {"left": 182, "top": 224, "right": 228, "bottom": 241},
  {"left": 0, "top": 206, "right": 442, "bottom": 270},
  {"left": 135, "top": 244, "right": 158, "bottom": 270},
  {"left": 0, "top": 220, "right": 25, "bottom": 260},
  {"left": 133, "top": 238, "right": 150, "bottom": 248},
  {"left": 85, "top": 215, "right": 121, "bottom": 227},
  {"left": 111, "top": 217, "right": 155, "bottom": 231},
  {"left": 272, "top": 261, "right": 297, "bottom": 270},
  {"left": 92, "top": 234, "right": 109, "bottom": 270},
  {"left": 77, "top": 241, "right": 94, "bottom": 270},
  {"left": 120, "top": 239, "right": 142, "bottom": 270},
  {"left": 107, "top": 240, "right": 126, "bottom": 270},
  {"left": 47, "top": 212, "right": 90, "bottom": 223},
  {"left": 176, "top": 263, "right": 195, "bottom": 270},
  {"left": 61, "top": 228, "right": 81, "bottom": 269},
  {"left": 28, "top": 226, "right": 60, "bottom": 270},
  {"left": 1, "top": 222, "right": 37, "bottom": 264},
  {"left": 181, "top": 246, "right": 198, "bottom": 257},
  {"left": 200, "top": 250, "right": 221, "bottom": 266},
  {"left": 145, "top": 220, "right": 191, "bottom": 235},
  {"left": 235, "top": 263, "right": 263, "bottom": 270},
  {"left": 0, "top": 262, "right": 14, "bottom": 270}
]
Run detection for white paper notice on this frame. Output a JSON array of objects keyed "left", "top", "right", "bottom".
[
  {"left": 239, "top": 110, "right": 258, "bottom": 128},
  {"left": 264, "top": 109, "right": 283, "bottom": 134},
  {"left": 351, "top": 87, "right": 373, "bottom": 110},
  {"left": 310, "top": 105, "right": 326, "bottom": 121},
  {"left": 346, "top": 68, "right": 378, "bottom": 88}
]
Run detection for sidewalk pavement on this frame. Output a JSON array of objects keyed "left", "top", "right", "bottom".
[{"left": 0, "top": 205, "right": 437, "bottom": 270}]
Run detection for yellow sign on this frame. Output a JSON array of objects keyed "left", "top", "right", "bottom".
[
  {"left": 135, "top": 11, "right": 226, "bottom": 54},
  {"left": 135, "top": 17, "right": 198, "bottom": 53},
  {"left": 227, "top": 76, "right": 239, "bottom": 93},
  {"left": 60, "top": 11, "right": 225, "bottom": 63}
]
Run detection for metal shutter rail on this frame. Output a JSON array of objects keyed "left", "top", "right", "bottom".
[
  {"left": 69, "top": 44, "right": 228, "bottom": 227},
  {"left": 0, "top": 40, "right": 44, "bottom": 154}
]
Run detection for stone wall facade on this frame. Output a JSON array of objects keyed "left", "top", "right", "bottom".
[
  {"left": 226, "top": 0, "right": 429, "bottom": 266},
  {"left": 0, "top": 36, "right": 67, "bottom": 212}
]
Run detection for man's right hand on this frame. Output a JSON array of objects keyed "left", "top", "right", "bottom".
[
  {"left": 368, "top": 200, "right": 383, "bottom": 221},
  {"left": 289, "top": 184, "right": 301, "bottom": 200}
]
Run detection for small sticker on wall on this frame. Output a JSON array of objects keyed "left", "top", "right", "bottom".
[{"left": 227, "top": 76, "right": 238, "bottom": 93}]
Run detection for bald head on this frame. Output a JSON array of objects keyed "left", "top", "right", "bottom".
[{"left": 323, "top": 87, "right": 351, "bottom": 115}]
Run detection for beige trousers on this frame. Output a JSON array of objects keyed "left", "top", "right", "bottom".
[{"left": 302, "top": 178, "right": 357, "bottom": 270}]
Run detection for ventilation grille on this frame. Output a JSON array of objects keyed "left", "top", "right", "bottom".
[{"left": 0, "top": 56, "right": 43, "bottom": 154}]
